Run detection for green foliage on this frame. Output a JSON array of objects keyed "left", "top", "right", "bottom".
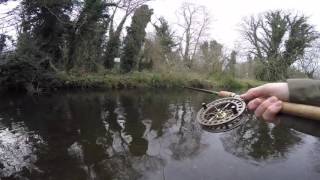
[
  {"left": 154, "top": 17, "right": 176, "bottom": 55},
  {"left": 104, "top": 35, "right": 120, "bottom": 69},
  {"left": 121, "top": 5, "right": 153, "bottom": 73},
  {"left": 138, "top": 17, "right": 177, "bottom": 71},
  {"left": 20, "top": 0, "right": 72, "bottom": 67},
  {"left": 212, "top": 74, "right": 244, "bottom": 90},
  {"left": 60, "top": 71, "right": 215, "bottom": 89},
  {"left": 103, "top": 0, "right": 151, "bottom": 69},
  {"left": 243, "top": 10, "right": 318, "bottom": 81},
  {"left": 1, "top": 0, "right": 71, "bottom": 92},
  {"left": 66, "top": 0, "right": 107, "bottom": 72},
  {"left": 10, "top": 0, "right": 70, "bottom": 94},
  {"left": 0, "top": 58, "right": 61, "bottom": 93}
]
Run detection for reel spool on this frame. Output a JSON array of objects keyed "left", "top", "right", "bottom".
[{"left": 196, "top": 97, "right": 247, "bottom": 133}]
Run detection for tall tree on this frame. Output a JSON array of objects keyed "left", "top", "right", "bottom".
[
  {"left": 120, "top": 5, "right": 153, "bottom": 73},
  {"left": 18, "top": 0, "right": 72, "bottom": 67},
  {"left": 153, "top": 17, "right": 176, "bottom": 55},
  {"left": 104, "top": 0, "right": 151, "bottom": 69},
  {"left": 66, "top": 0, "right": 110, "bottom": 72},
  {"left": 177, "top": 2, "right": 210, "bottom": 68},
  {"left": 0, "top": 0, "right": 74, "bottom": 92},
  {"left": 242, "top": 10, "right": 318, "bottom": 81},
  {"left": 139, "top": 17, "right": 177, "bottom": 69}
]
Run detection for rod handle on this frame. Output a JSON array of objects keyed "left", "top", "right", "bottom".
[
  {"left": 281, "top": 102, "right": 320, "bottom": 121},
  {"left": 218, "top": 91, "right": 236, "bottom": 97}
]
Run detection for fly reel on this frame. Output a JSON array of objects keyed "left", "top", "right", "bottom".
[{"left": 196, "top": 97, "right": 247, "bottom": 133}]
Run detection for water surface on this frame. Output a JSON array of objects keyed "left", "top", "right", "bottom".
[{"left": 0, "top": 90, "right": 320, "bottom": 180}]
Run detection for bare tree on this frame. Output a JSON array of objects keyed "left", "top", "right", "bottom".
[
  {"left": 296, "top": 42, "right": 320, "bottom": 78},
  {"left": 177, "top": 2, "right": 210, "bottom": 68}
]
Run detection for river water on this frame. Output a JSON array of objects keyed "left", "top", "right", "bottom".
[{"left": 0, "top": 90, "right": 320, "bottom": 180}]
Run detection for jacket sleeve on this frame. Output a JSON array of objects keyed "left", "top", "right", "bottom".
[{"left": 287, "top": 79, "right": 320, "bottom": 106}]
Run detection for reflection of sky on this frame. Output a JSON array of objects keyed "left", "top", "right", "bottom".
[{"left": 0, "top": 122, "right": 44, "bottom": 178}]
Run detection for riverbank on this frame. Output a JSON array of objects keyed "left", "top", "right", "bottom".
[{"left": 57, "top": 71, "right": 264, "bottom": 91}]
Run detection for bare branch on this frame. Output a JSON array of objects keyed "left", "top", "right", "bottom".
[{"left": 176, "top": 2, "right": 210, "bottom": 67}]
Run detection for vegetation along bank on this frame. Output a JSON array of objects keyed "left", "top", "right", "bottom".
[{"left": 0, "top": 1, "right": 315, "bottom": 94}]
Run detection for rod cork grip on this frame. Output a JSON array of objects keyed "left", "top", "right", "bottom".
[
  {"left": 218, "top": 91, "right": 235, "bottom": 97},
  {"left": 281, "top": 102, "right": 320, "bottom": 121}
]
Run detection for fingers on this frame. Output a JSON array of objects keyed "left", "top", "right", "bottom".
[
  {"left": 248, "top": 96, "right": 283, "bottom": 122},
  {"left": 247, "top": 98, "right": 264, "bottom": 110},
  {"left": 262, "top": 101, "right": 282, "bottom": 122},
  {"left": 255, "top": 96, "right": 278, "bottom": 117},
  {"left": 241, "top": 83, "right": 287, "bottom": 123}
]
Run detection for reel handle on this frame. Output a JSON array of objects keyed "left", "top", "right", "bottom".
[{"left": 218, "top": 91, "right": 320, "bottom": 121}]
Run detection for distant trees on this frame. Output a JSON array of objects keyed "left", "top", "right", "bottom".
[
  {"left": 198, "top": 40, "right": 224, "bottom": 73},
  {"left": 120, "top": 5, "right": 153, "bottom": 73},
  {"left": 295, "top": 41, "right": 320, "bottom": 78},
  {"left": 2, "top": 0, "right": 320, "bottom": 92},
  {"left": 242, "top": 10, "right": 318, "bottom": 81},
  {"left": 226, "top": 51, "right": 237, "bottom": 77}
]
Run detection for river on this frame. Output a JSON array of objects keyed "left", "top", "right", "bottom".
[{"left": 0, "top": 89, "right": 320, "bottom": 180}]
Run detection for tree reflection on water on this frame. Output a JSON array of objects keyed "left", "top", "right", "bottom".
[
  {"left": 221, "top": 114, "right": 303, "bottom": 163},
  {"left": 0, "top": 90, "right": 208, "bottom": 180},
  {"left": 167, "top": 102, "right": 205, "bottom": 161}
]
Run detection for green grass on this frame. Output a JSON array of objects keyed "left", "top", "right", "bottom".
[{"left": 57, "top": 71, "right": 264, "bottom": 91}]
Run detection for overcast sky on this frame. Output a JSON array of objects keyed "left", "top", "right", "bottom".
[
  {"left": 1, "top": 0, "right": 320, "bottom": 51},
  {"left": 147, "top": 0, "right": 320, "bottom": 50}
]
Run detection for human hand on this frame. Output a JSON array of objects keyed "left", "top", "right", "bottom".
[{"left": 240, "top": 83, "right": 289, "bottom": 122}]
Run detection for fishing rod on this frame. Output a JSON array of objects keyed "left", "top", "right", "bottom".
[
  {"left": 184, "top": 86, "right": 238, "bottom": 97},
  {"left": 185, "top": 86, "right": 320, "bottom": 133}
]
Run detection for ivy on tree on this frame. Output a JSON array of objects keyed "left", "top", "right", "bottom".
[{"left": 120, "top": 5, "right": 153, "bottom": 73}]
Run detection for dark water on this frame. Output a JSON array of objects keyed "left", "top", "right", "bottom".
[{"left": 1, "top": 90, "right": 320, "bottom": 180}]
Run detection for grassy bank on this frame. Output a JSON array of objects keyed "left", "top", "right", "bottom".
[{"left": 57, "top": 71, "right": 264, "bottom": 91}]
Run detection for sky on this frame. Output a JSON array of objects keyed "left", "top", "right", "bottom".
[
  {"left": 1, "top": 0, "right": 320, "bottom": 51},
  {"left": 147, "top": 0, "right": 320, "bottom": 50}
]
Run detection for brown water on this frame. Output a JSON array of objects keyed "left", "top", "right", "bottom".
[{"left": 0, "top": 89, "right": 320, "bottom": 180}]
